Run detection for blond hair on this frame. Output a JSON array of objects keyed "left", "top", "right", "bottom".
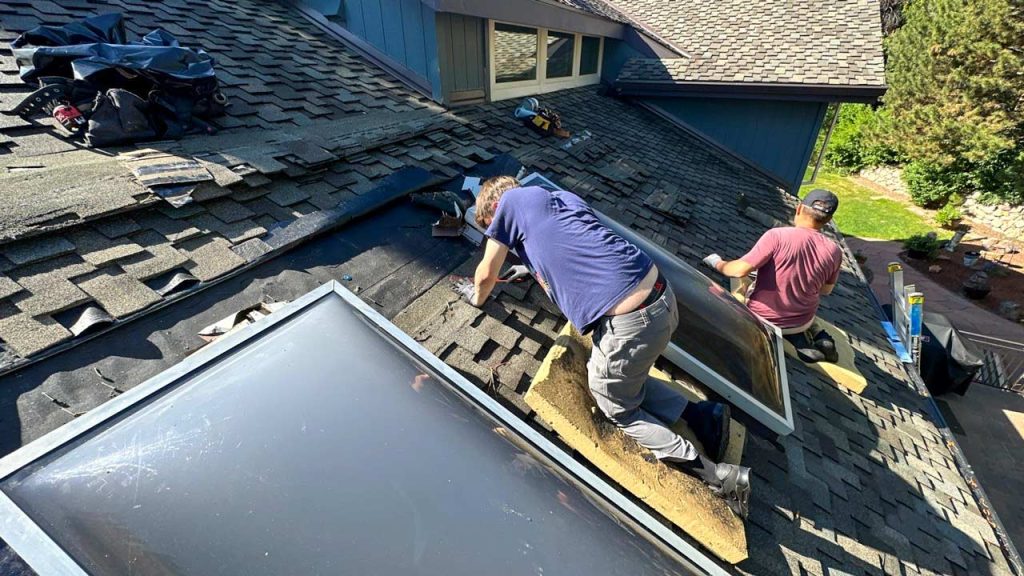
[{"left": 475, "top": 175, "right": 520, "bottom": 228}]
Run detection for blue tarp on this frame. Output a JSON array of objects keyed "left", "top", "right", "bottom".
[{"left": 11, "top": 13, "right": 216, "bottom": 84}]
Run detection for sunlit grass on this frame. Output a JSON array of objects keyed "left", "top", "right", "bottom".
[{"left": 801, "top": 172, "right": 952, "bottom": 241}]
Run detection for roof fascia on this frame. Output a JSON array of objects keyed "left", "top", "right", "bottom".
[
  {"left": 615, "top": 80, "right": 886, "bottom": 103},
  {"left": 425, "top": 0, "right": 626, "bottom": 38}
]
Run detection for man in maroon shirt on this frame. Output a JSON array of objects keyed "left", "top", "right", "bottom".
[{"left": 704, "top": 189, "right": 843, "bottom": 363}]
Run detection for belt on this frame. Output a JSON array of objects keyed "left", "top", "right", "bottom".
[{"left": 636, "top": 271, "right": 668, "bottom": 311}]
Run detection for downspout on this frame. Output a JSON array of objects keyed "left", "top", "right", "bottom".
[{"left": 803, "top": 102, "right": 840, "bottom": 187}]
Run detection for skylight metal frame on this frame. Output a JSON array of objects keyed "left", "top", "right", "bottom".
[
  {"left": 0, "top": 281, "right": 728, "bottom": 576},
  {"left": 519, "top": 172, "right": 794, "bottom": 435}
]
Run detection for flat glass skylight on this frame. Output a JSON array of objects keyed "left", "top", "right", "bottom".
[{"left": 0, "top": 283, "right": 723, "bottom": 576}]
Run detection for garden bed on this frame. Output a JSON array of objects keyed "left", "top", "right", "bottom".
[{"left": 901, "top": 236, "right": 1024, "bottom": 319}]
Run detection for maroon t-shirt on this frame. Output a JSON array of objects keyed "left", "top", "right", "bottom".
[{"left": 740, "top": 227, "right": 842, "bottom": 329}]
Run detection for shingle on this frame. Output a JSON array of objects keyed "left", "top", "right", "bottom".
[
  {"left": 177, "top": 235, "right": 246, "bottom": 281},
  {"left": 134, "top": 210, "right": 204, "bottom": 243},
  {"left": 92, "top": 216, "right": 142, "bottom": 239},
  {"left": 608, "top": 1, "right": 885, "bottom": 89},
  {"left": 0, "top": 274, "right": 23, "bottom": 300},
  {"left": 9, "top": 255, "right": 95, "bottom": 316},
  {"left": 204, "top": 198, "right": 256, "bottom": 223},
  {"left": 67, "top": 228, "right": 146, "bottom": 266},
  {"left": 76, "top": 270, "right": 162, "bottom": 318},
  {"left": 1, "top": 236, "right": 75, "bottom": 266},
  {"left": 0, "top": 301, "right": 71, "bottom": 357}
]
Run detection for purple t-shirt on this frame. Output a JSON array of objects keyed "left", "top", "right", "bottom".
[
  {"left": 485, "top": 186, "right": 653, "bottom": 333},
  {"left": 741, "top": 227, "right": 842, "bottom": 329}
]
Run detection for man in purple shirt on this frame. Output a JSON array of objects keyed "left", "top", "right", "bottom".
[
  {"left": 455, "top": 176, "right": 751, "bottom": 517},
  {"left": 704, "top": 189, "right": 843, "bottom": 363}
]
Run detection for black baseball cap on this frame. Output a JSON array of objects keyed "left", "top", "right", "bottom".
[{"left": 801, "top": 189, "right": 839, "bottom": 217}]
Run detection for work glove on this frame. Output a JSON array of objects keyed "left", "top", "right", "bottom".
[
  {"left": 499, "top": 264, "right": 532, "bottom": 283},
  {"left": 451, "top": 277, "right": 481, "bottom": 307},
  {"left": 702, "top": 253, "right": 724, "bottom": 271}
]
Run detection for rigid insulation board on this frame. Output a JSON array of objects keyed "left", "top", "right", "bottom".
[
  {"left": 0, "top": 282, "right": 720, "bottom": 576},
  {"left": 519, "top": 173, "right": 793, "bottom": 435}
]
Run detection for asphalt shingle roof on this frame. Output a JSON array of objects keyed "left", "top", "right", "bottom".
[
  {"left": 607, "top": 0, "right": 886, "bottom": 89},
  {"left": 0, "top": 1, "right": 1013, "bottom": 575}
]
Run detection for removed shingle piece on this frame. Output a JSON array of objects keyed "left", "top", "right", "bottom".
[
  {"left": 0, "top": 152, "right": 151, "bottom": 241},
  {"left": 1, "top": 236, "right": 75, "bottom": 266},
  {"left": 126, "top": 153, "right": 213, "bottom": 188},
  {"left": 76, "top": 269, "right": 162, "bottom": 318},
  {"left": 67, "top": 228, "right": 145, "bottom": 266},
  {"left": 177, "top": 235, "right": 246, "bottom": 281},
  {"left": 0, "top": 302, "right": 71, "bottom": 357}
]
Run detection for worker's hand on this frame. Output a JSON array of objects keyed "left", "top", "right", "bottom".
[
  {"left": 703, "top": 253, "right": 724, "bottom": 271},
  {"left": 451, "top": 277, "right": 481, "bottom": 307},
  {"left": 499, "top": 264, "right": 531, "bottom": 283}
]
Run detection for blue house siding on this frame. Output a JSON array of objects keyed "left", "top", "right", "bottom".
[
  {"left": 647, "top": 98, "right": 827, "bottom": 194},
  {"left": 601, "top": 39, "right": 643, "bottom": 85},
  {"left": 344, "top": 0, "right": 442, "bottom": 99}
]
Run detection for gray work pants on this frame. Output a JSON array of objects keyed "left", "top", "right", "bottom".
[{"left": 587, "top": 285, "right": 698, "bottom": 462}]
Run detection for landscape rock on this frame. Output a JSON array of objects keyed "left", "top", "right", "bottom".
[{"left": 928, "top": 265, "right": 942, "bottom": 273}]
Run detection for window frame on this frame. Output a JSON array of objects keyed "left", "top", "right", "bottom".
[{"left": 488, "top": 20, "right": 604, "bottom": 101}]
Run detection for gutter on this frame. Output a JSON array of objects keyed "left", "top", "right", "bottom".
[
  {"left": 836, "top": 233, "right": 1024, "bottom": 576},
  {"left": 614, "top": 80, "right": 887, "bottom": 104},
  {"left": 283, "top": 1, "right": 436, "bottom": 102}
]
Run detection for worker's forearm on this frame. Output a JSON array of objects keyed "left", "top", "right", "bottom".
[
  {"left": 719, "top": 260, "right": 751, "bottom": 278},
  {"left": 474, "top": 261, "right": 498, "bottom": 304}
]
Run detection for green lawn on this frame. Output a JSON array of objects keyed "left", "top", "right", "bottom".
[{"left": 800, "top": 172, "right": 950, "bottom": 241}]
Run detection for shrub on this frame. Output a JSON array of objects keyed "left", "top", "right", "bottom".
[
  {"left": 904, "top": 233, "right": 943, "bottom": 258},
  {"left": 823, "top": 105, "right": 901, "bottom": 172},
  {"left": 903, "top": 160, "right": 971, "bottom": 208},
  {"left": 935, "top": 202, "right": 962, "bottom": 229},
  {"left": 884, "top": 0, "right": 1024, "bottom": 207}
]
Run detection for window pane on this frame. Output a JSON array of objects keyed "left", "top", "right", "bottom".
[
  {"left": 0, "top": 290, "right": 700, "bottom": 576},
  {"left": 546, "top": 31, "right": 575, "bottom": 78},
  {"left": 580, "top": 36, "right": 600, "bottom": 75},
  {"left": 494, "top": 23, "right": 537, "bottom": 83}
]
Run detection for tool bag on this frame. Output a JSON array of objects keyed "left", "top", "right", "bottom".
[{"left": 513, "top": 97, "right": 570, "bottom": 138}]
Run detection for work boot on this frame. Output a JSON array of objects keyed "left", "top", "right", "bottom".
[
  {"left": 708, "top": 463, "right": 751, "bottom": 519},
  {"left": 785, "top": 332, "right": 825, "bottom": 363},
  {"left": 812, "top": 330, "right": 839, "bottom": 363},
  {"left": 683, "top": 401, "right": 731, "bottom": 462}
]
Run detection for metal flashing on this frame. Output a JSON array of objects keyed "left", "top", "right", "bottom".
[{"left": 0, "top": 282, "right": 724, "bottom": 575}]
